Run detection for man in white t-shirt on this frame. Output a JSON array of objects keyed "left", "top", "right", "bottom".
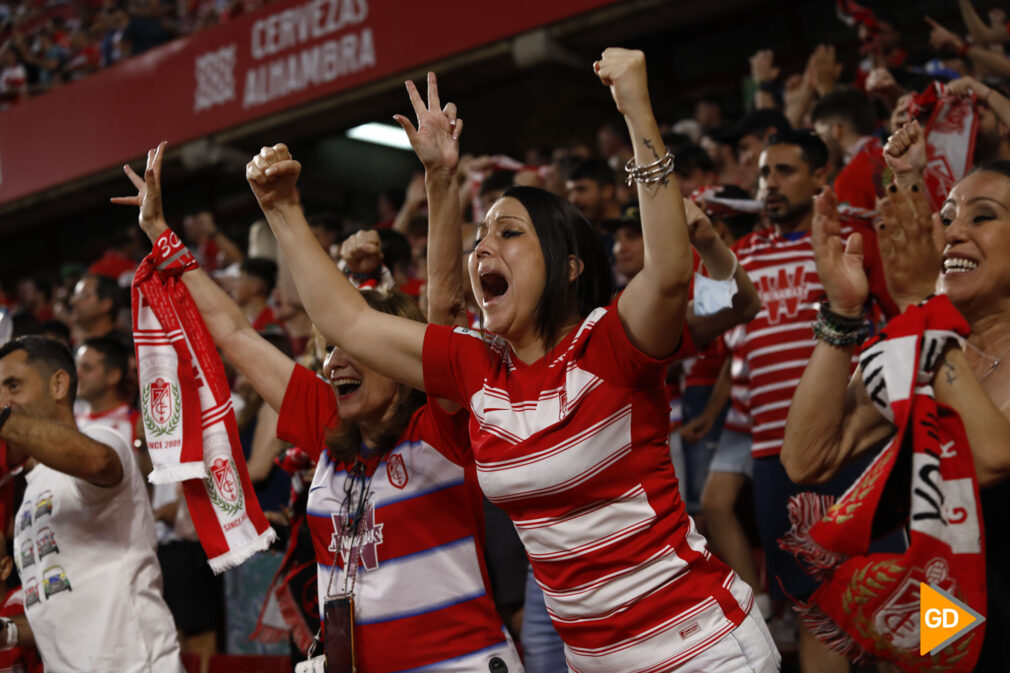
[{"left": 0, "top": 336, "right": 182, "bottom": 673}]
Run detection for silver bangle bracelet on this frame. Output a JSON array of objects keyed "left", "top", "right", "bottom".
[{"left": 624, "top": 150, "right": 676, "bottom": 186}]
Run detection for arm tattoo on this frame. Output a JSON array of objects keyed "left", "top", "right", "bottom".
[
  {"left": 943, "top": 358, "right": 957, "bottom": 385},
  {"left": 641, "top": 138, "right": 669, "bottom": 187},
  {"left": 643, "top": 138, "right": 661, "bottom": 161}
]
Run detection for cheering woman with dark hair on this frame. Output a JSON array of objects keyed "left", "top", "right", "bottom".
[
  {"left": 247, "top": 49, "right": 777, "bottom": 672},
  {"left": 114, "top": 137, "right": 522, "bottom": 671}
]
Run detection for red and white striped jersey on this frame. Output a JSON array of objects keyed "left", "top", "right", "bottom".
[
  {"left": 75, "top": 403, "right": 140, "bottom": 451},
  {"left": 732, "top": 225, "right": 893, "bottom": 457},
  {"left": 423, "top": 301, "right": 753, "bottom": 673},
  {"left": 277, "top": 365, "right": 517, "bottom": 673}
]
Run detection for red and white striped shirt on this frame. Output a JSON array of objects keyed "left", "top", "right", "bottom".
[
  {"left": 733, "top": 225, "right": 893, "bottom": 457},
  {"left": 277, "top": 365, "right": 516, "bottom": 673},
  {"left": 423, "top": 301, "right": 753, "bottom": 673}
]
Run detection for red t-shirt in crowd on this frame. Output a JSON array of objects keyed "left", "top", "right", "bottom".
[
  {"left": 251, "top": 306, "right": 282, "bottom": 333},
  {"left": 276, "top": 365, "right": 513, "bottom": 673},
  {"left": 732, "top": 225, "right": 894, "bottom": 457},
  {"left": 423, "top": 300, "right": 755, "bottom": 672},
  {"left": 833, "top": 137, "right": 889, "bottom": 211}
]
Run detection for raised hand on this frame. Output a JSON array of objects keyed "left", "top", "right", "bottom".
[
  {"left": 246, "top": 143, "right": 301, "bottom": 212},
  {"left": 876, "top": 186, "right": 942, "bottom": 310},
  {"left": 809, "top": 44, "right": 842, "bottom": 97},
  {"left": 340, "top": 229, "right": 382, "bottom": 276},
  {"left": 594, "top": 48, "right": 651, "bottom": 119},
  {"left": 866, "top": 67, "right": 898, "bottom": 94},
  {"left": 946, "top": 75, "right": 992, "bottom": 100},
  {"left": 392, "top": 72, "right": 462, "bottom": 175},
  {"left": 926, "top": 16, "right": 965, "bottom": 51},
  {"left": 883, "top": 120, "right": 927, "bottom": 183},
  {"left": 110, "top": 141, "right": 169, "bottom": 242},
  {"left": 684, "top": 198, "right": 718, "bottom": 249},
  {"left": 812, "top": 187, "right": 868, "bottom": 317},
  {"left": 750, "top": 49, "right": 779, "bottom": 83}
]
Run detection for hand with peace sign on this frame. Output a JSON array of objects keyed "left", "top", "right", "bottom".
[
  {"left": 110, "top": 141, "right": 170, "bottom": 243},
  {"left": 393, "top": 72, "right": 463, "bottom": 177}
]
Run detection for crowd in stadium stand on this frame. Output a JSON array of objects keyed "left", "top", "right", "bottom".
[
  {"left": 2, "top": 1, "right": 1010, "bottom": 672},
  {"left": 0, "top": 0, "right": 283, "bottom": 106}
]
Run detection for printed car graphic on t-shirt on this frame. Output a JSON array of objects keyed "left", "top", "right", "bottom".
[
  {"left": 36, "top": 527, "right": 59, "bottom": 559},
  {"left": 24, "top": 579, "right": 40, "bottom": 608},
  {"left": 17, "top": 509, "right": 30, "bottom": 533},
  {"left": 20, "top": 540, "right": 34, "bottom": 570},
  {"left": 42, "top": 565, "right": 71, "bottom": 598},
  {"left": 35, "top": 491, "right": 53, "bottom": 519}
]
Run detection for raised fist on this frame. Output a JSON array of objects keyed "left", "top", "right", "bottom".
[{"left": 246, "top": 143, "right": 301, "bottom": 211}]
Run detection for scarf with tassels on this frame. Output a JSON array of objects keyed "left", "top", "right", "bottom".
[
  {"left": 780, "top": 295, "right": 985, "bottom": 672},
  {"left": 133, "top": 230, "right": 276, "bottom": 573}
]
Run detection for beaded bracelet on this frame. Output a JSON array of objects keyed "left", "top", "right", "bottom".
[
  {"left": 813, "top": 302, "right": 870, "bottom": 347},
  {"left": 624, "top": 149, "right": 676, "bottom": 187}
]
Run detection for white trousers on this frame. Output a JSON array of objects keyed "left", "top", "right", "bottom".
[{"left": 674, "top": 604, "right": 781, "bottom": 672}]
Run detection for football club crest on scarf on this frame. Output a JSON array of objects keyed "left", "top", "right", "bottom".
[
  {"left": 211, "top": 457, "right": 241, "bottom": 505},
  {"left": 133, "top": 229, "right": 276, "bottom": 573},
  {"left": 779, "top": 296, "right": 986, "bottom": 672},
  {"left": 151, "top": 378, "right": 172, "bottom": 424},
  {"left": 144, "top": 377, "right": 181, "bottom": 436}
]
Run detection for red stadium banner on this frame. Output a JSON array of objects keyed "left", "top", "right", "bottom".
[{"left": 0, "top": 0, "right": 618, "bottom": 206}]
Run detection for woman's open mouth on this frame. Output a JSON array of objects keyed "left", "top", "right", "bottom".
[
  {"left": 480, "top": 272, "right": 509, "bottom": 305},
  {"left": 332, "top": 377, "right": 362, "bottom": 399}
]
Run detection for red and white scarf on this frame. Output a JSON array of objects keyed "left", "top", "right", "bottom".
[
  {"left": 908, "top": 83, "right": 979, "bottom": 211},
  {"left": 780, "top": 296, "right": 986, "bottom": 671},
  {"left": 132, "top": 230, "right": 276, "bottom": 573}
]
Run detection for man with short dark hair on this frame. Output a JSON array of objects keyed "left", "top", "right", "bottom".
[
  {"left": 811, "top": 87, "right": 887, "bottom": 209},
  {"left": 734, "top": 129, "right": 897, "bottom": 672},
  {"left": 74, "top": 337, "right": 140, "bottom": 450},
  {"left": 69, "top": 274, "right": 121, "bottom": 343},
  {"left": 565, "top": 158, "right": 622, "bottom": 225},
  {"left": 724, "top": 109, "right": 792, "bottom": 190},
  {"left": 0, "top": 336, "right": 181, "bottom": 672},
  {"left": 231, "top": 257, "right": 281, "bottom": 332}
]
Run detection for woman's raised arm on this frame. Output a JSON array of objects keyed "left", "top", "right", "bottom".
[
  {"left": 112, "top": 142, "right": 294, "bottom": 412},
  {"left": 246, "top": 144, "right": 427, "bottom": 392},
  {"left": 595, "top": 48, "right": 693, "bottom": 359},
  {"left": 393, "top": 73, "right": 468, "bottom": 328},
  {"left": 682, "top": 198, "right": 762, "bottom": 350}
]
